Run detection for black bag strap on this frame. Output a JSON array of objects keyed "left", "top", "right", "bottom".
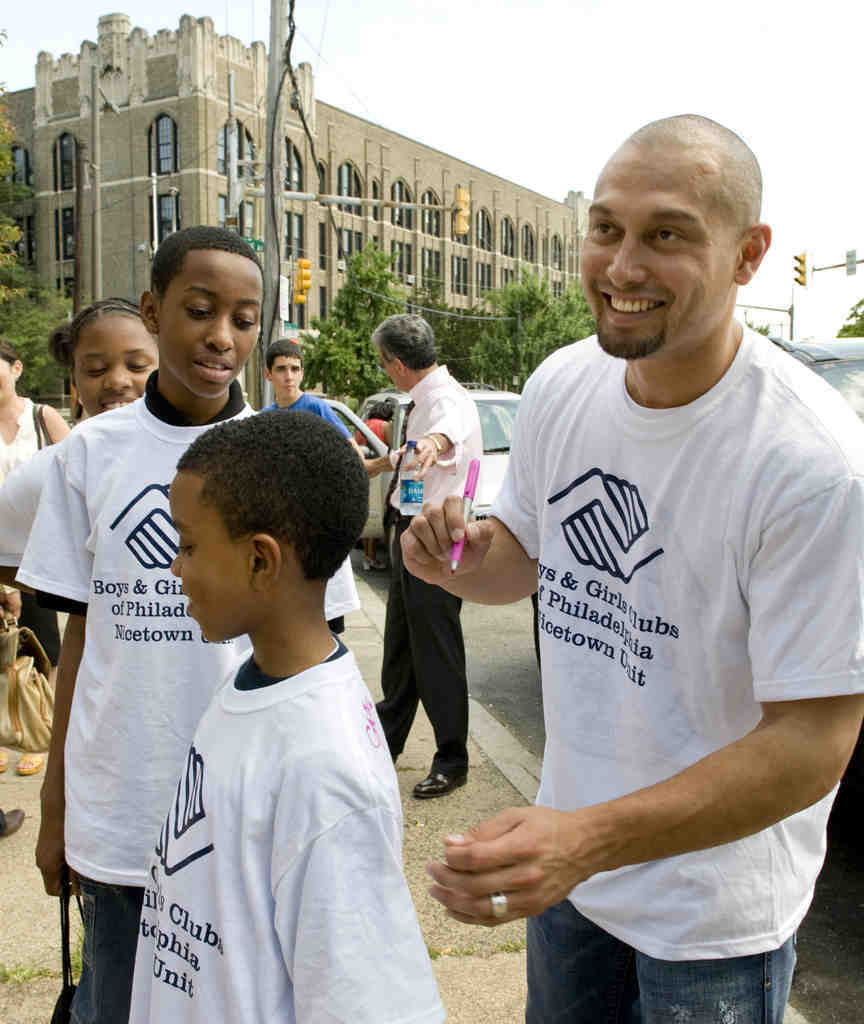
[
  {"left": 59, "top": 865, "right": 83, "bottom": 989},
  {"left": 32, "top": 403, "right": 53, "bottom": 450}
]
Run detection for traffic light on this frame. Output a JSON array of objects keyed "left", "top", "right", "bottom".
[
  {"left": 453, "top": 186, "right": 470, "bottom": 236},
  {"left": 793, "top": 252, "right": 807, "bottom": 287},
  {"left": 294, "top": 257, "right": 312, "bottom": 304}
]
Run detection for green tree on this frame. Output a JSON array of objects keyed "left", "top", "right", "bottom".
[
  {"left": 0, "top": 81, "right": 24, "bottom": 303},
  {"left": 838, "top": 299, "right": 864, "bottom": 338},
  {"left": 409, "top": 284, "right": 489, "bottom": 381},
  {"left": 301, "top": 243, "right": 405, "bottom": 399},
  {"left": 472, "top": 271, "right": 595, "bottom": 389}
]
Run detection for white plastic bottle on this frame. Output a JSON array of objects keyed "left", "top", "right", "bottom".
[{"left": 399, "top": 440, "right": 424, "bottom": 516}]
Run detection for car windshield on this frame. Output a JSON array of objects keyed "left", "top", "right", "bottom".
[
  {"left": 476, "top": 398, "right": 520, "bottom": 453},
  {"left": 812, "top": 361, "right": 864, "bottom": 421}
]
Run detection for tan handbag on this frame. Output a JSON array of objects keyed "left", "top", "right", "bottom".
[{"left": 0, "top": 616, "right": 54, "bottom": 752}]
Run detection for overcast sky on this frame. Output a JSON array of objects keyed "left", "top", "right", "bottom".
[{"left": 3, "top": 0, "right": 863, "bottom": 338}]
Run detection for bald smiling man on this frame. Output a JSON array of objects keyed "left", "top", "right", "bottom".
[{"left": 404, "top": 115, "right": 864, "bottom": 1023}]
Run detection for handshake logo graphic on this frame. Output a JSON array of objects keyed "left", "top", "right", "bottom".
[
  {"left": 110, "top": 484, "right": 178, "bottom": 570},
  {"left": 548, "top": 468, "right": 663, "bottom": 583}
]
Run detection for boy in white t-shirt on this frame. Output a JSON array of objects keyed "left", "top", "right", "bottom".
[
  {"left": 130, "top": 411, "right": 443, "bottom": 1024},
  {"left": 17, "top": 226, "right": 264, "bottom": 1023}
]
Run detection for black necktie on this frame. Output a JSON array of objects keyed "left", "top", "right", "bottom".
[{"left": 385, "top": 401, "right": 414, "bottom": 515}]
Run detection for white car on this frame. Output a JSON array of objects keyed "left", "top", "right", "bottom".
[{"left": 326, "top": 387, "right": 520, "bottom": 560}]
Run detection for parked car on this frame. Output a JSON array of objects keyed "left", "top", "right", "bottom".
[
  {"left": 769, "top": 336, "right": 864, "bottom": 814},
  {"left": 327, "top": 387, "right": 520, "bottom": 560}
]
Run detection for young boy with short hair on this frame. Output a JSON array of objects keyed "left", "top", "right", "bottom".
[
  {"left": 262, "top": 336, "right": 360, "bottom": 634},
  {"left": 130, "top": 411, "right": 444, "bottom": 1024},
  {"left": 18, "top": 226, "right": 264, "bottom": 1022}
]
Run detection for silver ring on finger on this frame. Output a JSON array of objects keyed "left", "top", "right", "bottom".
[{"left": 489, "top": 891, "right": 509, "bottom": 918}]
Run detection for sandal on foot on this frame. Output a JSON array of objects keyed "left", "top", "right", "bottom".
[
  {"left": 0, "top": 749, "right": 7, "bottom": 773},
  {"left": 16, "top": 753, "right": 44, "bottom": 776}
]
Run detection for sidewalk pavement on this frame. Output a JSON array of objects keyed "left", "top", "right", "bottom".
[{"left": 0, "top": 576, "right": 810, "bottom": 1023}]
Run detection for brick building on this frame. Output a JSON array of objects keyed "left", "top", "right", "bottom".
[{"left": 4, "top": 12, "right": 588, "bottom": 328}]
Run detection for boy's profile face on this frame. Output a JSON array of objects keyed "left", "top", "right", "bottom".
[
  {"left": 266, "top": 354, "right": 304, "bottom": 406},
  {"left": 170, "top": 470, "right": 253, "bottom": 644},
  {"left": 141, "top": 249, "right": 263, "bottom": 416}
]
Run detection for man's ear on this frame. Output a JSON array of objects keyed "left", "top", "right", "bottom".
[
  {"left": 264, "top": 366, "right": 273, "bottom": 381},
  {"left": 734, "top": 224, "right": 772, "bottom": 286},
  {"left": 139, "top": 290, "right": 160, "bottom": 338},
  {"left": 249, "top": 534, "right": 282, "bottom": 591}
]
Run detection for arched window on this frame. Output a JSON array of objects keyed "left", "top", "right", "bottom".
[
  {"left": 500, "top": 216, "right": 515, "bottom": 257},
  {"left": 11, "top": 146, "right": 33, "bottom": 187},
  {"left": 421, "top": 190, "right": 441, "bottom": 237},
  {"left": 317, "top": 161, "right": 328, "bottom": 192},
  {"left": 53, "top": 133, "right": 77, "bottom": 191},
  {"left": 391, "top": 180, "right": 413, "bottom": 229},
  {"left": 522, "top": 224, "right": 536, "bottom": 263},
  {"left": 371, "top": 180, "right": 380, "bottom": 222},
  {"left": 285, "top": 138, "right": 303, "bottom": 192},
  {"left": 551, "top": 234, "right": 563, "bottom": 270},
  {"left": 476, "top": 208, "right": 493, "bottom": 252},
  {"left": 149, "top": 114, "right": 178, "bottom": 175},
  {"left": 337, "top": 161, "right": 363, "bottom": 213}
]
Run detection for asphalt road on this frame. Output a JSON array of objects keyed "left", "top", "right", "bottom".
[{"left": 356, "top": 553, "right": 863, "bottom": 1024}]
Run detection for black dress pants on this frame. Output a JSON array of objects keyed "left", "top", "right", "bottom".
[{"left": 376, "top": 517, "right": 469, "bottom": 777}]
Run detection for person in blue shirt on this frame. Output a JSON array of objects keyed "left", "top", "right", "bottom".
[{"left": 263, "top": 338, "right": 348, "bottom": 434}]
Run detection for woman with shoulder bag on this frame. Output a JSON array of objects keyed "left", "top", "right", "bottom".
[{"left": 0, "top": 338, "right": 68, "bottom": 776}]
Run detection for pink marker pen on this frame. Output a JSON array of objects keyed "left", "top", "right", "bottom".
[{"left": 449, "top": 459, "right": 481, "bottom": 573}]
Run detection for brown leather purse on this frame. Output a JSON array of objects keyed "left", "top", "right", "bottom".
[{"left": 0, "top": 615, "right": 54, "bottom": 752}]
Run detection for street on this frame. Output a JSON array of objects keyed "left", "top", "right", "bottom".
[{"left": 358, "top": 554, "right": 864, "bottom": 1024}]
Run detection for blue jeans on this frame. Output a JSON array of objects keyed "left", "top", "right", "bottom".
[
  {"left": 72, "top": 877, "right": 144, "bottom": 1024},
  {"left": 526, "top": 899, "right": 796, "bottom": 1024}
]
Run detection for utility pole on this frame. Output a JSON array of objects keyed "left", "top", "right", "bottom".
[
  {"left": 90, "top": 64, "right": 102, "bottom": 302},
  {"left": 258, "top": 0, "right": 287, "bottom": 406},
  {"left": 226, "top": 72, "right": 239, "bottom": 230},
  {"left": 73, "top": 141, "right": 85, "bottom": 314},
  {"left": 150, "top": 172, "right": 159, "bottom": 255}
]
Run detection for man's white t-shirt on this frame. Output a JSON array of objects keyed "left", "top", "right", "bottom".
[
  {"left": 492, "top": 329, "right": 864, "bottom": 960},
  {"left": 129, "top": 646, "right": 444, "bottom": 1024},
  {"left": 17, "top": 398, "right": 254, "bottom": 887}
]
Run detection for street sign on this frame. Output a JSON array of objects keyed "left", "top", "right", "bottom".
[
  {"left": 244, "top": 236, "right": 265, "bottom": 252},
  {"left": 846, "top": 249, "right": 857, "bottom": 276},
  {"left": 279, "top": 275, "right": 292, "bottom": 322}
]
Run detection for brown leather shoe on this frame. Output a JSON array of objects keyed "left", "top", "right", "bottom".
[
  {"left": 412, "top": 771, "right": 467, "bottom": 799},
  {"left": 0, "top": 809, "right": 25, "bottom": 838}
]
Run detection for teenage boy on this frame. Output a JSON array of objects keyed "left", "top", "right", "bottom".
[
  {"left": 130, "top": 411, "right": 443, "bottom": 1024},
  {"left": 18, "top": 226, "right": 263, "bottom": 1024},
  {"left": 262, "top": 335, "right": 360, "bottom": 633}
]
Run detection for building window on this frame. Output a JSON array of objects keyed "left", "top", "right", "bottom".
[
  {"left": 217, "top": 195, "right": 227, "bottom": 229},
  {"left": 11, "top": 146, "right": 33, "bottom": 187},
  {"left": 317, "top": 161, "right": 327, "bottom": 192},
  {"left": 391, "top": 180, "right": 413, "bottom": 229},
  {"left": 476, "top": 209, "right": 493, "bottom": 252},
  {"left": 522, "top": 224, "right": 536, "bottom": 263},
  {"left": 476, "top": 261, "right": 492, "bottom": 293},
  {"left": 319, "top": 221, "right": 327, "bottom": 269},
  {"left": 239, "top": 200, "right": 254, "bottom": 238},
  {"left": 150, "top": 193, "right": 181, "bottom": 245},
  {"left": 217, "top": 126, "right": 227, "bottom": 175},
  {"left": 242, "top": 130, "right": 257, "bottom": 180},
  {"left": 285, "top": 138, "right": 303, "bottom": 191},
  {"left": 422, "top": 247, "right": 441, "bottom": 286},
  {"left": 501, "top": 267, "right": 515, "bottom": 287},
  {"left": 341, "top": 229, "right": 364, "bottom": 259},
  {"left": 552, "top": 280, "right": 563, "bottom": 298},
  {"left": 149, "top": 115, "right": 178, "bottom": 175},
  {"left": 284, "top": 212, "right": 305, "bottom": 259},
  {"left": 500, "top": 217, "right": 515, "bottom": 257},
  {"left": 421, "top": 190, "right": 441, "bottom": 237},
  {"left": 371, "top": 180, "right": 380, "bottom": 222},
  {"left": 551, "top": 235, "right": 563, "bottom": 270},
  {"left": 319, "top": 286, "right": 327, "bottom": 321},
  {"left": 58, "top": 207, "right": 75, "bottom": 259},
  {"left": 451, "top": 255, "right": 468, "bottom": 296},
  {"left": 337, "top": 162, "right": 363, "bottom": 213},
  {"left": 391, "top": 240, "right": 413, "bottom": 280},
  {"left": 14, "top": 215, "right": 36, "bottom": 264},
  {"left": 54, "top": 133, "right": 77, "bottom": 192}
]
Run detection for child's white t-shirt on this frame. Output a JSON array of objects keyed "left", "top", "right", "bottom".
[
  {"left": 492, "top": 329, "right": 864, "bottom": 960},
  {"left": 0, "top": 444, "right": 56, "bottom": 566},
  {"left": 17, "top": 398, "right": 253, "bottom": 886},
  {"left": 129, "top": 646, "right": 444, "bottom": 1024}
]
